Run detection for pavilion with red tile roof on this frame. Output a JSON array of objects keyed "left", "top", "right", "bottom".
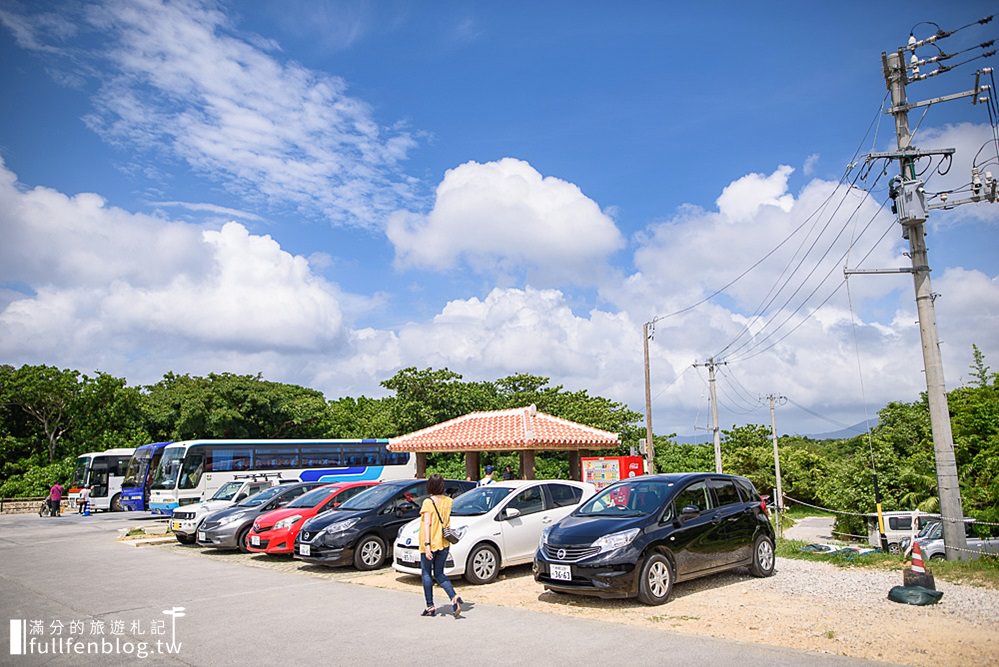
[{"left": 388, "top": 404, "right": 621, "bottom": 480}]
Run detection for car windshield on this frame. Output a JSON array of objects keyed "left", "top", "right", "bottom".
[
  {"left": 576, "top": 480, "right": 671, "bottom": 517},
  {"left": 339, "top": 483, "right": 405, "bottom": 511},
  {"left": 451, "top": 486, "right": 514, "bottom": 516},
  {"left": 211, "top": 481, "right": 244, "bottom": 501},
  {"left": 238, "top": 485, "right": 285, "bottom": 507},
  {"left": 287, "top": 487, "right": 336, "bottom": 509}
]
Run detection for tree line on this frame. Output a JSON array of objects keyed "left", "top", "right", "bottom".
[{"left": 2, "top": 349, "right": 996, "bottom": 539}]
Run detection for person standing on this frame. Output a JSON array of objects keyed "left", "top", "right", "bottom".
[
  {"left": 479, "top": 465, "right": 495, "bottom": 486},
  {"left": 502, "top": 465, "right": 516, "bottom": 481},
  {"left": 419, "top": 474, "right": 462, "bottom": 617},
  {"left": 77, "top": 485, "right": 91, "bottom": 514},
  {"left": 48, "top": 481, "right": 64, "bottom": 518}
]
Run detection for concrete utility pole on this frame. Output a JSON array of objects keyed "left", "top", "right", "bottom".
[
  {"left": 694, "top": 358, "right": 725, "bottom": 473},
  {"left": 870, "top": 32, "right": 997, "bottom": 557},
  {"left": 766, "top": 394, "right": 786, "bottom": 516},
  {"left": 642, "top": 322, "right": 655, "bottom": 475}
]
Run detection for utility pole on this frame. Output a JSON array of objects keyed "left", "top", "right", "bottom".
[
  {"left": 856, "top": 23, "right": 998, "bottom": 558},
  {"left": 694, "top": 357, "right": 725, "bottom": 472},
  {"left": 642, "top": 322, "right": 655, "bottom": 475},
  {"left": 766, "top": 394, "right": 786, "bottom": 523}
]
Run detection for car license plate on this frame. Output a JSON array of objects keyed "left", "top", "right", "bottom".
[
  {"left": 300, "top": 544, "right": 311, "bottom": 557},
  {"left": 197, "top": 531, "right": 206, "bottom": 542},
  {"left": 250, "top": 535, "right": 260, "bottom": 546},
  {"left": 550, "top": 564, "right": 572, "bottom": 581},
  {"left": 172, "top": 521, "right": 181, "bottom": 531},
  {"left": 400, "top": 549, "right": 417, "bottom": 563}
]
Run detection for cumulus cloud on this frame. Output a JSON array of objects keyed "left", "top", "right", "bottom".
[
  {"left": 386, "top": 158, "right": 625, "bottom": 285},
  {"left": 2, "top": 0, "right": 416, "bottom": 227},
  {"left": 0, "top": 161, "right": 347, "bottom": 371}
]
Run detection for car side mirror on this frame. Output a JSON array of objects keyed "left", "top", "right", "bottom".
[
  {"left": 504, "top": 507, "right": 522, "bottom": 520},
  {"left": 680, "top": 505, "right": 700, "bottom": 520}
]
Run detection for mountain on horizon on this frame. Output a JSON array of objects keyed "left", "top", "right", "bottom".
[{"left": 669, "top": 419, "right": 876, "bottom": 445}]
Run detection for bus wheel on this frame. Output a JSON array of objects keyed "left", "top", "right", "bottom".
[{"left": 110, "top": 493, "right": 123, "bottom": 512}]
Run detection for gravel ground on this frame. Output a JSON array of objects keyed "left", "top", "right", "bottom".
[{"left": 148, "top": 540, "right": 999, "bottom": 665}]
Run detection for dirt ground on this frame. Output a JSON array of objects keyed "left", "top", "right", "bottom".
[{"left": 347, "top": 559, "right": 999, "bottom": 666}]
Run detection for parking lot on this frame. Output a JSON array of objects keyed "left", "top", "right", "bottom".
[{"left": 3, "top": 512, "right": 998, "bottom": 665}]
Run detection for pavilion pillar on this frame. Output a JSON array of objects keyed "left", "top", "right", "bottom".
[
  {"left": 568, "top": 450, "right": 581, "bottom": 481},
  {"left": 520, "top": 450, "right": 536, "bottom": 480},
  {"left": 415, "top": 452, "right": 427, "bottom": 479},
  {"left": 465, "top": 451, "right": 481, "bottom": 482}
]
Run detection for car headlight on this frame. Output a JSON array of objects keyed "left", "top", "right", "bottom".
[
  {"left": 591, "top": 528, "right": 640, "bottom": 554},
  {"left": 274, "top": 515, "right": 302, "bottom": 530},
  {"left": 216, "top": 513, "right": 243, "bottom": 527},
  {"left": 322, "top": 517, "right": 361, "bottom": 535},
  {"left": 539, "top": 525, "right": 553, "bottom": 550}
]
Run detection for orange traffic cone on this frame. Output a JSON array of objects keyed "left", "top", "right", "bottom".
[{"left": 903, "top": 541, "right": 936, "bottom": 589}]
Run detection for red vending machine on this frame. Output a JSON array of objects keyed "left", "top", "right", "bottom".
[{"left": 581, "top": 456, "right": 645, "bottom": 490}]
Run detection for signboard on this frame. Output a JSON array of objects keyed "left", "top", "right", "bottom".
[{"left": 581, "top": 456, "right": 645, "bottom": 490}]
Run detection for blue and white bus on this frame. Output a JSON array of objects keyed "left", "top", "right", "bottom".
[
  {"left": 119, "top": 441, "right": 172, "bottom": 511},
  {"left": 67, "top": 448, "right": 135, "bottom": 512},
  {"left": 147, "top": 439, "right": 414, "bottom": 515}
]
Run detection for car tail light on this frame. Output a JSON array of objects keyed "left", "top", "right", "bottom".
[{"left": 759, "top": 495, "right": 769, "bottom": 514}]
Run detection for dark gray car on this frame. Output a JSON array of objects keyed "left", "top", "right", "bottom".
[{"left": 196, "top": 482, "right": 324, "bottom": 552}]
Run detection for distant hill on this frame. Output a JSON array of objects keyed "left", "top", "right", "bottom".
[{"left": 671, "top": 420, "right": 876, "bottom": 445}]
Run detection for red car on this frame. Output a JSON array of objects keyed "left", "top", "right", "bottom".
[{"left": 247, "top": 482, "right": 378, "bottom": 555}]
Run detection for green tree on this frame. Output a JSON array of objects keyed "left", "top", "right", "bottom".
[
  {"left": 969, "top": 343, "right": 992, "bottom": 388},
  {"left": 0, "top": 365, "right": 80, "bottom": 462}
]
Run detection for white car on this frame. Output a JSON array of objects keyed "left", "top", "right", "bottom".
[
  {"left": 393, "top": 479, "right": 596, "bottom": 584},
  {"left": 170, "top": 477, "right": 277, "bottom": 544}
]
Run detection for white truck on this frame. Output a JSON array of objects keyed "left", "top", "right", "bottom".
[{"left": 170, "top": 474, "right": 280, "bottom": 544}]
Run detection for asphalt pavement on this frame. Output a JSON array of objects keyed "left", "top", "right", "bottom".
[{"left": 0, "top": 511, "right": 880, "bottom": 666}]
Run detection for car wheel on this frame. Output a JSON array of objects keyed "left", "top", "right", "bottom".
[
  {"left": 236, "top": 526, "right": 252, "bottom": 553},
  {"left": 929, "top": 553, "right": 945, "bottom": 561},
  {"left": 888, "top": 542, "right": 901, "bottom": 555},
  {"left": 176, "top": 533, "right": 196, "bottom": 545},
  {"left": 465, "top": 544, "right": 500, "bottom": 585},
  {"left": 354, "top": 535, "right": 386, "bottom": 570},
  {"left": 750, "top": 534, "right": 776, "bottom": 577},
  {"left": 637, "top": 552, "right": 674, "bottom": 605}
]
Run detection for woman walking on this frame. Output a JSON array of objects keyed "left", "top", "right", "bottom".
[{"left": 420, "top": 474, "right": 462, "bottom": 617}]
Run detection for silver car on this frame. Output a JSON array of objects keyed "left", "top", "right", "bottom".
[{"left": 903, "top": 520, "right": 999, "bottom": 560}]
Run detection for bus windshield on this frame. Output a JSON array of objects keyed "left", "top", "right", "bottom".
[
  {"left": 210, "top": 481, "right": 245, "bottom": 501},
  {"left": 152, "top": 448, "right": 185, "bottom": 490},
  {"left": 72, "top": 456, "right": 91, "bottom": 487},
  {"left": 123, "top": 450, "right": 151, "bottom": 488}
]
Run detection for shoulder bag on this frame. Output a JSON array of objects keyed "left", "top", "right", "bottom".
[{"left": 431, "top": 497, "right": 461, "bottom": 545}]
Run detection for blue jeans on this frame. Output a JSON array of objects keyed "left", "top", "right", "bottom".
[{"left": 421, "top": 548, "right": 457, "bottom": 607}]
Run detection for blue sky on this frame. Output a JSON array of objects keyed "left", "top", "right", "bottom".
[{"left": 1, "top": 0, "right": 997, "bottom": 438}]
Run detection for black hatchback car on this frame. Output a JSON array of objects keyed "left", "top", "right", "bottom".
[
  {"left": 295, "top": 478, "right": 475, "bottom": 570},
  {"left": 534, "top": 473, "right": 775, "bottom": 605}
]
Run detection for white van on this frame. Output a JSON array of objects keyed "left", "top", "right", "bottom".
[{"left": 867, "top": 511, "right": 940, "bottom": 554}]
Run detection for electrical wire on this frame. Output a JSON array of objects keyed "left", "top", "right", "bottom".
[
  {"left": 785, "top": 397, "right": 872, "bottom": 433},
  {"left": 719, "top": 171, "right": 890, "bottom": 362},
  {"left": 645, "top": 93, "right": 889, "bottom": 326}
]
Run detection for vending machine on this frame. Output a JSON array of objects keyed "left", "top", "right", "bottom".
[{"left": 581, "top": 456, "right": 645, "bottom": 490}]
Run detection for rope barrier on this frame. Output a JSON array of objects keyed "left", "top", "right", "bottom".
[{"left": 783, "top": 495, "right": 999, "bottom": 527}]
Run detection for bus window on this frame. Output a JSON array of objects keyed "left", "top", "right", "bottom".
[
  {"left": 344, "top": 446, "right": 382, "bottom": 466},
  {"left": 179, "top": 451, "right": 205, "bottom": 490},
  {"left": 209, "top": 447, "right": 252, "bottom": 472},
  {"left": 300, "top": 446, "right": 342, "bottom": 467},
  {"left": 72, "top": 457, "right": 90, "bottom": 487},
  {"left": 252, "top": 448, "right": 300, "bottom": 470}
]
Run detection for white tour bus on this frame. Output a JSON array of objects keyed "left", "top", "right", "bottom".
[
  {"left": 148, "top": 439, "right": 414, "bottom": 515},
  {"left": 68, "top": 448, "right": 136, "bottom": 512}
]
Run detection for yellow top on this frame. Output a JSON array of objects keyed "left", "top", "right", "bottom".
[{"left": 419, "top": 495, "right": 453, "bottom": 552}]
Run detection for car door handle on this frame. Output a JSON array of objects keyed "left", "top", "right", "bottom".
[{"left": 542, "top": 517, "right": 553, "bottom": 524}]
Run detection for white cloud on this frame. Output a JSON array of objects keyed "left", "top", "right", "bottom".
[
  {"left": 387, "top": 158, "right": 625, "bottom": 285},
  {"left": 716, "top": 165, "right": 795, "bottom": 223},
  {"left": 3, "top": 0, "right": 416, "bottom": 227},
  {"left": 0, "top": 161, "right": 347, "bottom": 371}
]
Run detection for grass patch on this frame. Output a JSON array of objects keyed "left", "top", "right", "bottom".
[
  {"left": 649, "top": 614, "right": 700, "bottom": 623},
  {"left": 777, "top": 537, "right": 999, "bottom": 589},
  {"left": 125, "top": 528, "right": 146, "bottom": 537}
]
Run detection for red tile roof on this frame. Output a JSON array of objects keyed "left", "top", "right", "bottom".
[{"left": 388, "top": 405, "right": 621, "bottom": 452}]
